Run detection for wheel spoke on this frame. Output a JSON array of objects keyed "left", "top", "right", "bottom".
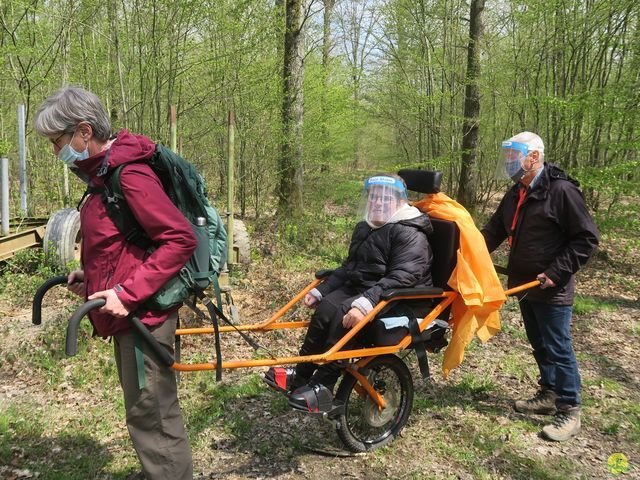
[
  {"left": 336, "top": 355, "right": 413, "bottom": 452},
  {"left": 344, "top": 363, "right": 405, "bottom": 443}
]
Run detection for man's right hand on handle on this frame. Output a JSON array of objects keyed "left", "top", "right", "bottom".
[{"left": 67, "top": 270, "right": 85, "bottom": 297}]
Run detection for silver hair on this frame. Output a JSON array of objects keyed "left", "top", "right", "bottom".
[
  {"left": 34, "top": 86, "right": 111, "bottom": 141},
  {"left": 509, "top": 131, "right": 545, "bottom": 162}
]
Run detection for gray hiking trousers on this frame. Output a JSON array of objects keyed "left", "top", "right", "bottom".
[{"left": 113, "top": 313, "right": 193, "bottom": 479}]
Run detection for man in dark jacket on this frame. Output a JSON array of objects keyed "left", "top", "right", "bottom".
[
  {"left": 265, "top": 175, "right": 434, "bottom": 412},
  {"left": 482, "top": 131, "right": 599, "bottom": 442},
  {"left": 35, "top": 86, "right": 194, "bottom": 478}
]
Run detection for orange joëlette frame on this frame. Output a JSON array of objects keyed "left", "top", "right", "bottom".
[{"left": 170, "top": 277, "right": 541, "bottom": 374}]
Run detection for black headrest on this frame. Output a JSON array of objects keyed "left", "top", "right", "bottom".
[{"left": 397, "top": 169, "right": 442, "bottom": 194}]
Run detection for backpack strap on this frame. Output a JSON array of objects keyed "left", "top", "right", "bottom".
[
  {"left": 76, "top": 184, "right": 104, "bottom": 211},
  {"left": 194, "top": 289, "right": 223, "bottom": 381},
  {"left": 102, "top": 164, "right": 154, "bottom": 251},
  {"left": 212, "top": 273, "right": 223, "bottom": 309},
  {"left": 133, "top": 330, "right": 147, "bottom": 390}
]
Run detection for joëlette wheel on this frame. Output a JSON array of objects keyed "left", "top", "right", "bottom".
[{"left": 334, "top": 354, "right": 413, "bottom": 452}]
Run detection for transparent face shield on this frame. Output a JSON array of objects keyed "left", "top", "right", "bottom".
[
  {"left": 496, "top": 140, "right": 529, "bottom": 182},
  {"left": 359, "top": 176, "right": 408, "bottom": 228}
]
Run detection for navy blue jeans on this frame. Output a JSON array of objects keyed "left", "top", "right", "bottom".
[{"left": 519, "top": 299, "right": 581, "bottom": 406}]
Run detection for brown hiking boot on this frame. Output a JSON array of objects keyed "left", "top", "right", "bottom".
[
  {"left": 514, "top": 387, "right": 557, "bottom": 415},
  {"left": 542, "top": 404, "right": 581, "bottom": 441}
]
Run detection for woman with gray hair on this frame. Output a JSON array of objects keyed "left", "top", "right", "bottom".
[{"left": 35, "top": 86, "right": 195, "bottom": 479}]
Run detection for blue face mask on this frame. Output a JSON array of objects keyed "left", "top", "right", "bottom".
[{"left": 57, "top": 130, "right": 89, "bottom": 166}]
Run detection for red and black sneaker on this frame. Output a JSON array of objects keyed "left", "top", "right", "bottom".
[
  {"left": 288, "top": 383, "right": 334, "bottom": 413},
  {"left": 263, "top": 367, "right": 298, "bottom": 394}
]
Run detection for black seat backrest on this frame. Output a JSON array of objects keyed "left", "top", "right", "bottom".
[
  {"left": 397, "top": 167, "right": 458, "bottom": 289},
  {"left": 427, "top": 217, "right": 459, "bottom": 289},
  {"left": 397, "top": 168, "right": 459, "bottom": 321}
]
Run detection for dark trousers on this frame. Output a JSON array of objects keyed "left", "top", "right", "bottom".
[
  {"left": 296, "top": 287, "right": 409, "bottom": 390},
  {"left": 520, "top": 299, "right": 581, "bottom": 406},
  {"left": 114, "top": 313, "right": 193, "bottom": 479}
]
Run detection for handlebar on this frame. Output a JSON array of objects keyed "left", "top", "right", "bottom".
[
  {"left": 64, "top": 299, "right": 175, "bottom": 367},
  {"left": 65, "top": 299, "right": 105, "bottom": 356},
  {"left": 32, "top": 275, "right": 68, "bottom": 325},
  {"left": 33, "top": 277, "right": 175, "bottom": 367}
]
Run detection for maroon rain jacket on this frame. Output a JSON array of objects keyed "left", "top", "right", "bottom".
[{"left": 75, "top": 130, "right": 197, "bottom": 337}]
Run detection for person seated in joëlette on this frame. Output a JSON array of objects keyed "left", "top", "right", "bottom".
[{"left": 264, "top": 174, "right": 434, "bottom": 412}]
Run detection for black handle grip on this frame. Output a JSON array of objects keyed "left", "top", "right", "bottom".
[
  {"left": 64, "top": 299, "right": 175, "bottom": 367},
  {"left": 66, "top": 299, "right": 105, "bottom": 356},
  {"left": 32, "top": 275, "right": 68, "bottom": 325}
]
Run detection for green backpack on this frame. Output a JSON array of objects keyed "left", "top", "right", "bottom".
[{"left": 101, "top": 144, "right": 227, "bottom": 311}]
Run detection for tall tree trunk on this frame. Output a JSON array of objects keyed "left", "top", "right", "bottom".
[
  {"left": 108, "top": 0, "right": 128, "bottom": 128},
  {"left": 321, "top": 0, "right": 335, "bottom": 169},
  {"left": 456, "top": 0, "right": 485, "bottom": 211},
  {"left": 278, "top": 0, "right": 305, "bottom": 216}
]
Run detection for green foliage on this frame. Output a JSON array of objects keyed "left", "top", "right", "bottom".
[
  {"left": 1, "top": 0, "right": 638, "bottom": 217},
  {"left": 0, "top": 138, "right": 12, "bottom": 156},
  {"left": 594, "top": 202, "right": 640, "bottom": 238},
  {"left": 0, "top": 248, "right": 68, "bottom": 306}
]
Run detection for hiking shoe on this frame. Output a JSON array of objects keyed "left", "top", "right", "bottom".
[
  {"left": 514, "top": 387, "right": 557, "bottom": 415},
  {"left": 288, "top": 383, "right": 334, "bottom": 413},
  {"left": 263, "top": 367, "right": 298, "bottom": 394},
  {"left": 542, "top": 404, "right": 581, "bottom": 441}
]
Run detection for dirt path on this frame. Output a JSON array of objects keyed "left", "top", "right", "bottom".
[{"left": 1, "top": 243, "right": 639, "bottom": 479}]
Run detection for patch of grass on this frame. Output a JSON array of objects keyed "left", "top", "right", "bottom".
[
  {"left": 602, "top": 422, "right": 620, "bottom": 435},
  {"left": 453, "top": 373, "right": 497, "bottom": 396},
  {"left": 501, "top": 299, "right": 522, "bottom": 313},
  {"left": 225, "top": 411, "right": 253, "bottom": 437},
  {"left": 621, "top": 401, "right": 640, "bottom": 443},
  {"left": 0, "top": 404, "right": 44, "bottom": 459},
  {"left": 404, "top": 472, "right": 441, "bottom": 480},
  {"left": 18, "top": 313, "right": 103, "bottom": 389},
  {"left": 185, "top": 373, "right": 264, "bottom": 437},
  {"left": 587, "top": 399, "right": 640, "bottom": 443},
  {"left": 583, "top": 377, "right": 623, "bottom": 394},
  {"left": 0, "top": 248, "right": 70, "bottom": 307},
  {"left": 268, "top": 395, "right": 290, "bottom": 415},
  {"left": 629, "top": 321, "right": 640, "bottom": 337},
  {"left": 432, "top": 418, "right": 573, "bottom": 479},
  {"left": 464, "top": 337, "right": 480, "bottom": 353},
  {"left": 0, "top": 402, "right": 114, "bottom": 480},
  {"left": 500, "top": 352, "right": 534, "bottom": 381},
  {"left": 573, "top": 295, "right": 617, "bottom": 315},
  {"left": 500, "top": 322, "right": 528, "bottom": 342}
]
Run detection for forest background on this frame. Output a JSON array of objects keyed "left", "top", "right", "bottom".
[
  {"left": 1, "top": 0, "right": 640, "bottom": 479},
  {"left": 1, "top": 0, "right": 638, "bottom": 221}
]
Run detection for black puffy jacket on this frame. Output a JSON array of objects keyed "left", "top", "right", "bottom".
[
  {"left": 482, "top": 163, "right": 599, "bottom": 305},
  {"left": 317, "top": 213, "right": 434, "bottom": 307}
]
